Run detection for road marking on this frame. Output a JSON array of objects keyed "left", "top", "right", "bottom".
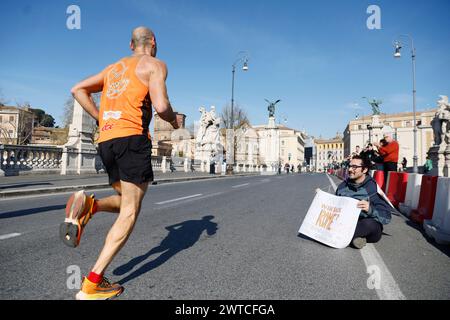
[
  {"left": 360, "top": 244, "right": 406, "bottom": 300},
  {"left": 0, "top": 233, "right": 21, "bottom": 240},
  {"left": 232, "top": 183, "right": 249, "bottom": 188},
  {"left": 155, "top": 194, "right": 203, "bottom": 205},
  {"left": 155, "top": 192, "right": 225, "bottom": 210},
  {"left": 326, "top": 174, "right": 406, "bottom": 300}
]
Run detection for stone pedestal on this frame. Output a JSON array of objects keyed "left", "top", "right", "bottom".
[
  {"left": 367, "top": 115, "right": 385, "bottom": 144},
  {"left": 428, "top": 145, "right": 450, "bottom": 177},
  {"left": 264, "top": 116, "right": 280, "bottom": 172},
  {"left": 161, "top": 156, "right": 167, "bottom": 173},
  {"left": 61, "top": 100, "right": 97, "bottom": 175}
]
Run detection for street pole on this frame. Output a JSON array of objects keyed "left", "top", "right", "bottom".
[
  {"left": 394, "top": 35, "right": 418, "bottom": 173},
  {"left": 411, "top": 44, "right": 418, "bottom": 173},
  {"left": 231, "top": 65, "right": 235, "bottom": 133},
  {"left": 228, "top": 51, "right": 249, "bottom": 175}
]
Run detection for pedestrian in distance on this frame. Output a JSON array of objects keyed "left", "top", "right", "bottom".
[
  {"left": 401, "top": 157, "right": 407, "bottom": 172},
  {"left": 423, "top": 156, "right": 433, "bottom": 175},
  {"left": 60, "top": 26, "right": 181, "bottom": 300}
]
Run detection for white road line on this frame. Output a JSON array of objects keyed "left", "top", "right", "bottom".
[
  {"left": 326, "top": 174, "right": 406, "bottom": 300},
  {"left": 360, "top": 244, "right": 406, "bottom": 300},
  {"left": 154, "top": 192, "right": 225, "bottom": 210},
  {"left": 0, "top": 233, "right": 21, "bottom": 240},
  {"left": 232, "top": 183, "right": 250, "bottom": 188},
  {"left": 155, "top": 194, "right": 202, "bottom": 205}
]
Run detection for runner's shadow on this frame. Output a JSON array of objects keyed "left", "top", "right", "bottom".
[
  {"left": 0, "top": 204, "right": 65, "bottom": 219},
  {"left": 115, "top": 215, "right": 218, "bottom": 285}
]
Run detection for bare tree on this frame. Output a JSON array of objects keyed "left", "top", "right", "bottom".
[
  {"left": 220, "top": 104, "right": 252, "bottom": 166},
  {"left": 62, "top": 93, "right": 100, "bottom": 143},
  {"left": 220, "top": 103, "right": 250, "bottom": 130}
]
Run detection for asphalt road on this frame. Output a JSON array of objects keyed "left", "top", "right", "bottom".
[{"left": 0, "top": 173, "right": 449, "bottom": 300}]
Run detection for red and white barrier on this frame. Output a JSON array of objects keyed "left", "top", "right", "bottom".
[
  {"left": 424, "top": 177, "right": 450, "bottom": 245},
  {"left": 410, "top": 175, "right": 439, "bottom": 224},
  {"left": 399, "top": 173, "right": 423, "bottom": 217},
  {"left": 385, "top": 172, "right": 409, "bottom": 208},
  {"left": 373, "top": 170, "right": 386, "bottom": 191}
]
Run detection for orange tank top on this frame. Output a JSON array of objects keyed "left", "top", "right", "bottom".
[{"left": 98, "top": 56, "right": 152, "bottom": 143}]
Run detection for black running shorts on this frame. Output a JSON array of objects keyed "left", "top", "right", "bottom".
[{"left": 98, "top": 135, "right": 154, "bottom": 185}]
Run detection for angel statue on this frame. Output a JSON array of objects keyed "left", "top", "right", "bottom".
[
  {"left": 265, "top": 99, "right": 281, "bottom": 118},
  {"left": 363, "top": 97, "right": 382, "bottom": 115}
]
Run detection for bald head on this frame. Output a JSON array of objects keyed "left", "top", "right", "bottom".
[{"left": 130, "top": 26, "right": 156, "bottom": 55}]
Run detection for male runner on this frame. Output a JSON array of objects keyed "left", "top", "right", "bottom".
[{"left": 60, "top": 26, "right": 181, "bottom": 300}]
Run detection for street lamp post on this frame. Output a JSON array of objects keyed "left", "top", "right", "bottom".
[
  {"left": 228, "top": 51, "right": 249, "bottom": 174},
  {"left": 393, "top": 35, "right": 418, "bottom": 173}
]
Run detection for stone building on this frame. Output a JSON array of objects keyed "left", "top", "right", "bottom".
[
  {"left": 151, "top": 112, "right": 187, "bottom": 156},
  {"left": 343, "top": 109, "right": 436, "bottom": 168},
  {"left": 314, "top": 134, "right": 344, "bottom": 172},
  {"left": 0, "top": 106, "right": 34, "bottom": 145}
]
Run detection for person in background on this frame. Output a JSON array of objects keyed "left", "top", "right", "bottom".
[
  {"left": 352, "top": 145, "right": 361, "bottom": 157},
  {"left": 423, "top": 156, "right": 433, "bottom": 175},
  {"left": 374, "top": 133, "right": 399, "bottom": 180},
  {"left": 401, "top": 157, "right": 407, "bottom": 172},
  {"left": 360, "top": 143, "right": 377, "bottom": 166}
]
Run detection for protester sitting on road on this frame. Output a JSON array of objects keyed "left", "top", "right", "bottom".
[{"left": 335, "top": 155, "right": 393, "bottom": 249}]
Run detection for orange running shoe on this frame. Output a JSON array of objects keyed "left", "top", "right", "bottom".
[
  {"left": 76, "top": 277, "right": 124, "bottom": 300},
  {"left": 59, "top": 190, "right": 95, "bottom": 248}
]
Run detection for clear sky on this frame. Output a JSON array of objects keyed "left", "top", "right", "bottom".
[{"left": 0, "top": 0, "right": 449, "bottom": 138}]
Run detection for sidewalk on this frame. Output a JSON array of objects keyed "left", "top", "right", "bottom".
[{"left": 0, "top": 171, "right": 259, "bottom": 198}]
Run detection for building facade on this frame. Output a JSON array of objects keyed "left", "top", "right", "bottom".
[
  {"left": 253, "top": 124, "right": 306, "bottom": 170},
  {"left": 0, "top": 106, "right": 34, "bottom": 145},
  {"left": 343, "top": 109, "right": 436, "bottom": 168},
  {"left": 314, "top": 134, "right": 344, "bottom": 172},
  {"left": 151, "top": 112, "right": 187, "bottom": 156}
]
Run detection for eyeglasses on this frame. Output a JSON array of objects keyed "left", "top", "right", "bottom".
[{"left": 348, "top": 165, "right": 364, "bottom": 170}]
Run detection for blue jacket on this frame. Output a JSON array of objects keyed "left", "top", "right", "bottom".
[{"left": 335, "top": 175, "right": 392, "bottom": 225}]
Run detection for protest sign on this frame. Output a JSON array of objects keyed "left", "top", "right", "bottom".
[{"left": 299, "top": 189, "right": 361, "bottom": 249}]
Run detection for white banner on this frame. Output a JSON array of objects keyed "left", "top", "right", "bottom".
[{"left": 298, "top": 190, "right": 361, "bottom": 249}]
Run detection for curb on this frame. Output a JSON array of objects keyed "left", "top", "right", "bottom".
[{"left": 0, "top": 173, "right": 260, "bottom": 199}]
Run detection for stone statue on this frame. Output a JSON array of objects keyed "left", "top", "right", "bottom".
[
  {"left": 265, "top": 99, "right": 281, "bottom": 118},
  {"left": 196, "top": 107, "right": 207, "bottom": 144},
  {"left": 364, "top": 98, "right": 382, "bottom": 115},
  {"left": 205, "top": 106, "right": 221, "bottom": 145},
  {"left": 431, "top": 95, "right": 450, "bottom": 146},
  {"left": 196, "top": 106, "right": 220, "bottom": 147}
]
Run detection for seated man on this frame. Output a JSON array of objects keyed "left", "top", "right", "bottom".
[{"left": 335, "top": 155, "right": 393, "bottom": 249}]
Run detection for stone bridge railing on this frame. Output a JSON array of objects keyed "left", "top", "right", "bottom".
[
  {"left": 0, "top": 144, "right": 269, "bottom": 176},
  {"left": 0, "top": 144, "right": 205, "bottom": 176}
]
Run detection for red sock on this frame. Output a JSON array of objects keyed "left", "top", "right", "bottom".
[
  {"left": 87, "top": 271, "right": 103, "bottom": 284},
  {"left": 92, "top": 200, "right": 99, "bottom": 214}
]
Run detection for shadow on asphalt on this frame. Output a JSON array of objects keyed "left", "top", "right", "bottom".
[
  {"left": 405, "top": 220, "right": 450, "bottom": 258},
  {"left": 0, "top": 204, "right": 65, "bottom": 219},
  {"left": 115, "top": 215, "right": 218, "bottom": 285},
  {"left": 0, "top": 182, "right": 53, "bottom": 190}
]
